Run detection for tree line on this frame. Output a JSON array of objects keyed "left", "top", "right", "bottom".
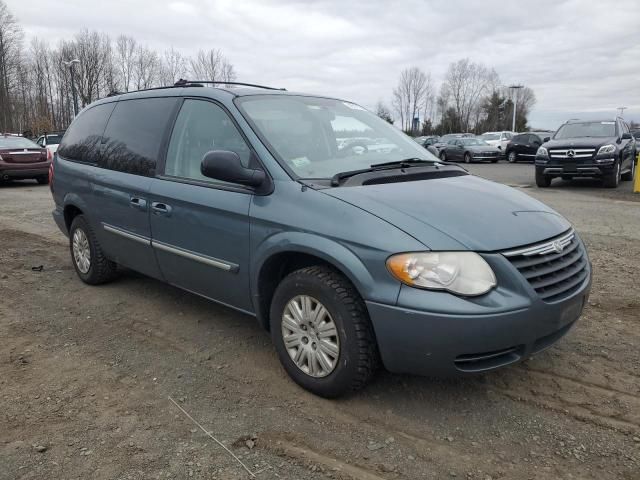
[
  {"left": 377, "top": 59, "right": 536, "bottom": 135},
  {"left": 0, "top": 1, "right": 235, "bottom": 136}
]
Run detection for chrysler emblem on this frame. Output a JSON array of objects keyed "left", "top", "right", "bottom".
[
  {"left": 552, "top": 240, "right": 564, "bottom": 253},
  {"left": 566, "top": 150, "right": 575, "bottom": 158}
]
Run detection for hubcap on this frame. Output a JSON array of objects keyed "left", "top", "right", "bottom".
[
  {"left": 509, "top": 152, "right": 516, "bottom": 162},
  {"left": 72, "top": 228, "right": 91, "bottom": 274},
  {"left": 281, "top": 295, "right": 340, "bottom": 378}
]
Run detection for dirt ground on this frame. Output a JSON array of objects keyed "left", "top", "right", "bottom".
[{"left": 1, "top": 164, "right": 639, "bottom": 480}]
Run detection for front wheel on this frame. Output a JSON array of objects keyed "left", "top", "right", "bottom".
[
  {"left": 535, "top": 170, "right": 552, "bottom": 188},
  {"left": 270, "top": 266, "right": 378, "bottom": 398},
  {"left": 602, "top": 161, "right": 620, "bottom": 188},
  {"left": 464, "top": 153, "right": 472, "bottom": 164},
  {"left": 439, "top": 151, "right": 447, "bottom": 161},
  {"left": 507, "top": 150, "right": 517, "bottom": 163},
  {"left": 621, "top": 158, "right": 635, "bottom": 181},
  {"left": 69, "top": 215, "right": 118, "bottom": 285}
]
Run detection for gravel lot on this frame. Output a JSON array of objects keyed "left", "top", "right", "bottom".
[{"left": 1, "top": 164, "right": 639, "bottom": 480}]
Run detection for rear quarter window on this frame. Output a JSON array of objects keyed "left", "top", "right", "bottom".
[
  {"left": 100, "top": 97, "right": 178, "bottom": 176},
  {"left": 58, "top": 103, "right": 116, "bottom": 163}
]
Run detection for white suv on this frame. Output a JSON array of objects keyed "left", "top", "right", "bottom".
[{"left": 481, "top": 131, "right": 515, "bottom": 153}]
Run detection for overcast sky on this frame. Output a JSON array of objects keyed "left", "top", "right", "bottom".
[{"left": 8, "top": 0, "right": 640, "bottom": 130}]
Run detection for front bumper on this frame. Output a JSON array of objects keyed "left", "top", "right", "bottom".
[
  {"left": 535, "top": 157, "right": 615, "bottom": 176},
  {"left": 366, "top": 250, "right": 592, "bottom": 377}
]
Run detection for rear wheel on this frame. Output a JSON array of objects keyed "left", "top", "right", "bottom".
[
  {"left": 602, "top": 161, "right": 621, "bottom": 188},
  {"left": 535, "top": 170, "right": 552, "bottom": 188},
  {"left": 439, "top": 151, "right": 447, "bottom": 161},
  {"left": 270, "top": 266, "right": 378, "bottom": 398},
  {"left": 69, "top": 215, "right": 118, "bottom": 285},
  {"left": 507, "top": 150, "right": 517, "bottom": 163}
]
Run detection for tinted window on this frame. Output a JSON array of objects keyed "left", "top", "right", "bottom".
[
  {"left": 164, "top": 99, "right": 252, "bottom": 183},
  {"left": 529, "top": 134, "right": 542, "bottom": 144},
  {"left": 101, "top": 97, "right": 177, "bottom": 176},
  {"left": 512, "top": 134, "right": 527, "bottom": 142},
  {"left": 58, "top": 103, "right": 115, "bottom": 163},
  {"left": 555, "top": 121, "right": 616, "bottom": 139}
]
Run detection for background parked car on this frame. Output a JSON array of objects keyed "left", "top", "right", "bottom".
[
  {"left": 504, "top": 132, "right": 547, "bottom": 163},
  {"left": 36, "top": 131, "right": 65, "bottom": 156},
  {"left": 480, "top": 131, "right": 515, "bottom": 154},
  {"left": 413, "top": 135, "right": 440, "bottom": 148},
  {"left": 432, "top": 133, "right": 473, "bottom": 152},
  {"left": 0, "top": 134, "right": 51, "bottom": 184},
  {"left": 438, "top": 137, "right": 501, "bottom": 163}
]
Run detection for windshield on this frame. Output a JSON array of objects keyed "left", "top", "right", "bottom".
[
  {"left": 554, "top": 122, "right": 616, "bottom": 139},
  {"left": 0, "top": 136, "right": 41, "bottom": 149},
  {"left": 481, "top": 133, "right": 500, "bottom": 141},
  {"left": 45, "top": 134, "right": 63, "bottom": 145},
  {"left": 236, "top": 95, "right": 438, "bottom": 178},
  {"left": 462, "top": 138, "right": 488, "bottom": 146}
]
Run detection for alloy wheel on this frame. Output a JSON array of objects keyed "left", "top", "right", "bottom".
[
  {"left": 72, "top": 228, "right": 91, "bottom": 274},
  {"left": 281, "top": 295, "right": 340, "bottom": 378}
]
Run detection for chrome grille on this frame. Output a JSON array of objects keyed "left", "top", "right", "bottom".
[
  {"left": 549, "top": 148, "right": 595, "bottom": 159},
  {"left": 503, "top": 230, "right": 588, "bottom": 302}
]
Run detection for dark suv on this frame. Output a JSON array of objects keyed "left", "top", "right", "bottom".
[{"left": 535, "top": 118, "right": 636, "bottom": 188}]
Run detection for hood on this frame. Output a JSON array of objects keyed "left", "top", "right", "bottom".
[
  {"left": 322, "top": 175, "right": 570, "bottom": 251},
  {"left": 543, "top": 137, "right": 616, "bottom": 149}
]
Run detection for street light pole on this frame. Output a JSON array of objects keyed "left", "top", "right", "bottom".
[
  {"left": 63, "top": 59, "right": 81, "bottom": 117},
  {"left": 617, "top": 106, "right": 627, "bottom": 117},
  {"left": 509, "top": 85, "right": 524, "bottom": 132}
]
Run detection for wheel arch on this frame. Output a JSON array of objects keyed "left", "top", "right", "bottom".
[
  {"left": 251, "top": 233, "right": 375, "bottom": 331},
  {"left": 62, "top": 193, "right": 89, "bottom": 231}
]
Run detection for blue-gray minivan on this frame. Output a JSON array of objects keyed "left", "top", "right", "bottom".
[{"left": 51, "top": 81, "right": 592, "bottom": 397}]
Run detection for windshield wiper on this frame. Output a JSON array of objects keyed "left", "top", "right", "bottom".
[{"left": 330, "top": 158, "right": 442, "bottom": 186}]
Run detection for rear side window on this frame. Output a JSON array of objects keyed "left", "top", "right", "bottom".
[
  {"left": 58, "top": 103, "right": 115, "bottom": 163},
  {"left": 100, "top": 97, "right": 177, "bottom": 176},
  {"left": 512, "top": 134, "right": 526, "bottom": 142}
]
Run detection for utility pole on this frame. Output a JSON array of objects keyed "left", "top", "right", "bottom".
[
  {"left": 617, "top": 106, "right": 627, "bottom": 117},
  {"left": 63, "top": 59, "right": 81, "bottom": 117},
  {"left": 509, "top": 85, "right": 524, "bottom": 132}
]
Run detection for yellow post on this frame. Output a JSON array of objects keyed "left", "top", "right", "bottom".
[{"left": 635, "top": 154, "right": 640, "bottom": 193}]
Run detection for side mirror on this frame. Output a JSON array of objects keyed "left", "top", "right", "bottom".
[
  {"left": 201, "top": 150, "right": 265, "bottom": 188},
  {"left": 543, "top": 137, "right": 550, "bottom": 142},
  {"left": 621, "top": 132, "right": 632, "bottom": 140}
]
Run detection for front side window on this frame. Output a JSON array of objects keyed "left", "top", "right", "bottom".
[
  {"left": 165, "top": 99, "right": 252, "bottom": 183},
  {"left": 236, "top": 95, "right": 436, "bottom": 179},
  {"left": 481, "top": 133, "right": 500, "bottom": 141}
]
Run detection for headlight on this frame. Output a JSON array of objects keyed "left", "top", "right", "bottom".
[
  {"left": 386, "top": 252, "right": 496, "bottom": 296},
  {"left": 536, "top": 146, "right": 548, "bottom": 157},
  {"left": 597, "top": 144, "right": 616, "bottom": 155}
]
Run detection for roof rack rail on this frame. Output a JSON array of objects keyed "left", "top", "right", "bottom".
[
  {"left": 106, "top": 90, "right": 122, "bottom": 97},
  {"left": 174, "top": 79, "right": 286, "bottom": 91}
]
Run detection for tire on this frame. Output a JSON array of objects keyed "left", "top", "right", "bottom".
[
  {"left": 491, "top": 158, "right": 498, "bottom": 163},
  {"left": 464, "top": 153, "right": 472, "bottom": 164},
  {"left": 69, "top": 215, "right": 118, "bottom": 285},
  {"left": 602, "top": 160, "right": 621, "bottom": 188},
  {"left": 561, "top": 175, "right": 573, "bottom": 181},
  {"left": 621, "top": 157, "right": 635, "bottom": 181},
  {"left": 270, "top": 266, "right": 378, "bottom": 398},
  {"left": 439, "top": 151, "right": 447, "bottom": 161},
  {"left": 507, "top": 150, "right": 517, "bottom": 163},
  {"left": 36, "top": 176, "right": 48, "bottom": 185},
  {"left": 535, "top": 170, "right": 552, "bottom": 188}
]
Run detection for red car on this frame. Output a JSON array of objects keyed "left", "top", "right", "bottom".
[{"left": 0, "top": 135, "right": 51, "bottom": 184}]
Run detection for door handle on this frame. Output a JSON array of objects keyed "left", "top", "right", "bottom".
[
  {"left": 129, "top": 197, "right": 147, "bottom": 211},
  {"left": 151, "top": 202, "right": 172, "bottom": 216}
]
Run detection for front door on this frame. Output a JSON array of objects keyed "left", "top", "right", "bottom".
[{"left": 150, "top": 99, "right": 254, "bottom": 312}]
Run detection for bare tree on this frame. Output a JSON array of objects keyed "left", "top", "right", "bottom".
[
  {"left": 71, "top": 30, "right": 111, "bottom": 107},
  {"left": 159, "top": 46, "right": 186, "bottom": 86},
  {"left": 189, "top": 48, "right": 236, "bottom": 84},
  {"left": 442, "top": 58, "right": 498, "bottom": 132},
  {"left": 392, "top": 67, "right": 432, "bottom": 132},
  {"left": 374, "top": 100, "right": 394, "bottom": 124},
  {"left": 115, "top": 35, "right": 136, "bottom": 92},
  {"left": 133, "top": 45, "right": 160, "bottom": 90},
  {"left": 0, "top": 0, "right": 23, "bottom": 131}
]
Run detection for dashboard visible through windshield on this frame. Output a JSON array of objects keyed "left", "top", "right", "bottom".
[{"left": 236, "top": 95, "right": 438, "bottom": 179}]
